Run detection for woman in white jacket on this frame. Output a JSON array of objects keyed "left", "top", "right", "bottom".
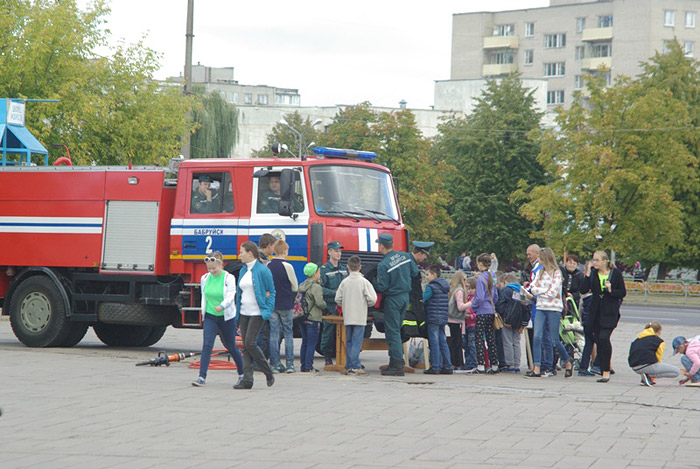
[
  {"left": 192, "top": 251, "right": 244, "bottom": 387},
  {"left": 525, "top": 247, "right": 573, "bottom": 378}
]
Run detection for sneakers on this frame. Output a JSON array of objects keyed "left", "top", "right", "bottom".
[
  {"left": 649, "top": 376, "right": 656, "bottom": 385},
  {"left": 440, "top": 368, "right": 454, "bottom": 375},
  {"left": 525, "top": 370, "right": 541, "bottom": 378},
  {"left": 542, "top": 370, "right": 555, "bottom": 378},
  {"left": 191, "top": 377, "right": 206, "bottom": 387},
  {"left": 486, "top": 367, "right": 500, "bottom": 374},
  {"left": 578, "top": 369, "right": 595, "bottom": 377},
  {"left": 460, "top": 367, "right": 478, "bottom": 374},
  {"left": 286, "top": 365, "right": 295, "bottom": 374},
  {"left": 641, "top": 373, "right": 653, "bottom": 387},
  {"left": 423, "top": 367, "right": 440, "bottom": 375},
  {"left": 266, "top": 373, "right": 275, "bottom": 387},
  {"left": 505, "top": 367, "right": 521, "bottom": 373}
]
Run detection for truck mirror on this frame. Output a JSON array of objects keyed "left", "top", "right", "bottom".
[{"left": 278, "top": 168, "right": 295, "bottom": 217}]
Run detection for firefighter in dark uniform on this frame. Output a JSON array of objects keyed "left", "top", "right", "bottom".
[
  {"left": 319, "top": 241, "right": 348, "bottom": 366},
  {"left": 375, "top": 234, "right": 419, "bottom": 376},
  {"left": 191, "top": 175, "right": 220, "bottom": 213},
  {"left": 402, "top": 241, "right": 433, "bottom": 341}
]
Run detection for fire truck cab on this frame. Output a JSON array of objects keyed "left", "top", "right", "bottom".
[{"left": 0, "top": 148, "right": 407, "bottom": 347}]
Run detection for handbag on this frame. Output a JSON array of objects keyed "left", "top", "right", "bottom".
[{"left": 485, "top": 272, "right": 504, "bottom": 330}]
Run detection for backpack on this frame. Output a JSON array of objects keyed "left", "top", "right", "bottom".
[
  {"left": 448, "top": 288, "right": 467, "bottom": 321},
  {"left": 293, "top": 291, "right": 311, "bottom": 320}
]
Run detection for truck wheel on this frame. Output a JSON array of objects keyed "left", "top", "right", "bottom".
[
  {"left": 97, "top": 303, "right": 175, "bottom": 326},
  {"left": 93, "top": 323, "right": 152, "bottom": 347},
  {"left": 61, "top": 323, "right": 90, "bottom": 347},
  {"left": 9, "top": 276, "right": 71, "bottom": 347},
  {"left": 140, "top": 326, "right": 167, "bottom": 347}
]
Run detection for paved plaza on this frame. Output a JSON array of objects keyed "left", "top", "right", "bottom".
[{"left": 1, "top": 315, "right": 699, "bottom": 468}]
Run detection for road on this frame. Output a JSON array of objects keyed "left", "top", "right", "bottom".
[{"left": 621, "top": 303, "right": 700, "bottom": 327}]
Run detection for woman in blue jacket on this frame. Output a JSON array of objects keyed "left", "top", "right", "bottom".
[{"left": 234, "top": 241, "right": 276, "bottom": 389}]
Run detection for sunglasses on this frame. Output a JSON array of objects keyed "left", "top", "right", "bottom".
[{"left": 204, "top": 257, "right": 221, "bottom": 263}]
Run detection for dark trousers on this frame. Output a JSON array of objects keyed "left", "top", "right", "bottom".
[
  {"left": 475, "top": 314, "right": 498, "bottom": 367},
  {"left": 384, "top": 294, "right": 409, "bottom": 362},
  {"left": 320, "top": 307, "right": 337, "bottom": 358},
  {"left": 447, "top": 323, "right": 464, "bottom": 368},
  {"left": 199, "top": 313, "right": 244, "bottom": 379},
  {"left": 300, "top": 320, "right": 321, "bottom": 371},
  {"left": 239, "top": 315, "right": 272, "bottom": 384},
  {"left": 593, "top": 321, "right": 615, "bottom": 373},
  {"left": 494, "top": 327, "right": 506, "bottom": 368},
  {"left": 580, "top": 319, "right": 596, "bottom": 370}
]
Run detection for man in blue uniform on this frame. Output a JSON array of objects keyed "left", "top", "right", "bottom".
[
  {"left": 320, "top": 241, "right": 349, "bottom": 366},
  {"left": 376, "top": 234, "right": 419, "bottom": 376}
]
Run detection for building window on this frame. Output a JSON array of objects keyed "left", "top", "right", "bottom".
[
  {"left": 244, "top": 93, "right": 252, "bottom": 104},
  {"left": 493, "top": 24, "right": 515, "bottom": 36},
  {"left": 490, "top": 51, "right": 515, "bottom": 64},
  {"left": 663, "top": 40, "right": 673, "bottom": 53},
  {"left": 576, "top": 17, "right": 586, "bottom": 33},
  {"left": 685, "top": 41, "right": 694, "bottom": 57},
  {"left": 257, "top": 94, "right": 268, "bottom": 105},
  {"left": 291, "top": 95, "right": 300, "bottom": 105},
  {"left": 574, "top": 75, "right": 583, "bottom": 90},
  {"left": 230, "top": 92, "right": 238, "bottom": 103},
  {"left": 665, "top": 10, "right": 675, "bottom": 27},
  {"left": 598, "top": 16, "right": 613, "bottom": 28},
  {"left": 686, "top": 11, "right": 696, "bottom": 28},
  {"left": 593, "top": 43, "right": 612, "bottom": 57},
  {"left": 546, "top": 90, "right": 565, "bottom": 105},
  {"left": 593, "top": 71, "right": 612, "bottom": 86},
  {"left": 525, "top": 50, "right": 534, "bottom": 65},
  {"left": 525, "top": 23, "right": 535, "bottom": 37},
  {"left": 544, "top": 62, "right": 565, "bottom": 77},
  {"left": 575, "top": 46, "right": 585, "bottom": 60},
  {"left": 544, "top": 33, "right": 566, "bottom": 48}
]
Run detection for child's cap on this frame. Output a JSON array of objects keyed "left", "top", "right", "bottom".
[{"left": 304, "top": 262, "right": 319, "bottom": 277}]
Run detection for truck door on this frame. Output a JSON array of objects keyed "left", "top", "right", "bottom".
[
  {"left": 246, "top": 166, "right": 309, "bottom": 279},
  {"left": 180, "top": 170, "right": 238, "bottom": 262}
]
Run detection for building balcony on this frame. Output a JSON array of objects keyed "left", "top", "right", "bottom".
[
  {"left": 582, "top": 27, "right": 613, "bottom": 41},
  {"left": 483, "top": 36, "right": 519, "bottom": 49},
  {"left": 482, "top": 63, "right": 518, "bottom": 76},
  {"left": 581, "top": 57, "right": 612, "bottom": 70}
]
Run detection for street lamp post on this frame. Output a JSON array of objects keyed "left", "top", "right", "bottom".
[{"left": 279, "top": 117, "right": 323, "bottom": 160}]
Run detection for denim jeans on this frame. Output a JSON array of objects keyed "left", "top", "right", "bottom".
[
  {"left": 345, "top": 325, "right": 365, "bottom": 370},
  {"left": 427, "top": 323, "right": 452, "bottom": 370},
  {"left": 680, "top": 355, "right": 700, "bottom": 382},
  {"left": 537, "top": 310, "right": 554, "bottom": 371},
  {"left": 199, "top": 313, "right": 244, "bottom": 379},
  {"left": 269, "top": 309, "right": 294, "bottom": 368},
  {"left": 300, "top": 320, "right": 320, "bottom": 371},
  {"left": 532, "top": 309, "right": 569, "bottom": 367},
  {"left": 462, "top": 327, "right": 477, "bottom": 368}
]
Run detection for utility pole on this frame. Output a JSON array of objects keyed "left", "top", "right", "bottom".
[{"left": 181, "top": 0, "right": 194, "bottom": 158}]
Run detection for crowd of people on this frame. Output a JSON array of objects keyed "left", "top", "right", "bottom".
[{"left": 192, "top": 235, "right": 700, "bottom": 390}]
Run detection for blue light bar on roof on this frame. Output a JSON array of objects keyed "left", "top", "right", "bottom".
[{"left": 312, "top": 146, "right": 377, "bottom": 160}]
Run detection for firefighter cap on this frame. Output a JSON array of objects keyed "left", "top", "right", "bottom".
[
  {"left": 375, "top": 234, "right": 394, "bottom": 246},
  {"left": 327, "top": 241, "right": 343, "bottom": 250},
  {"left": 412, "top": 241, "right": 434, "bottom": 255}
]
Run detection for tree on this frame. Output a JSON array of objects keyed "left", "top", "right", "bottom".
[
  {"left": 515, "top": 74, "right": 696, "bottom": 267},
  {"left": 434, "top": 74, "right": 546, "bottom": 263},
  {"left": 0, "top": 0, "right": 193, "bottom": 166},
  {"left": 251, "top": 111, "right": 320, "bottom": 158},
  {"left": 320, "top": 103, "right": 454, "bottom": 245},
  {"left": 190, "top": 88, "right": 239, "bottom": 158},
  {"left": 638, "top": 41, "right": 700, "bottom": 272}
]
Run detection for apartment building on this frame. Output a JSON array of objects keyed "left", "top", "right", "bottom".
[
  {"left": 449, "top": 0, "right": 700, "bottom": 109},
  {"left": 188, "top": 64, "right": 301, "bottom": 107}
]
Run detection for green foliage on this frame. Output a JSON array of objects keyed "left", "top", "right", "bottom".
[
  {"left": 435, "top": 74, "right": 546, "bottom": 263},
  {"left": 638, "top": 41, "right": 700, "bottom": 270},
  {"left": 252, "top": 111, "right": 320, "bottom": 158},
  {"left": 319, "top": 103, "right": 454, "bottom": 244},
  {"left": 190, "top": 88, "right": 239, "bottom": 158},
  {"left": 516, "top": 74, "right": 696, "bottom": 267},
  {"left": 0, "top": 0, "right": 193, "bottom": 166}
]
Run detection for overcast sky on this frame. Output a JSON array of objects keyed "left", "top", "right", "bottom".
[{"left": 86, "top": 0, "right": 550, "bottom": 109}]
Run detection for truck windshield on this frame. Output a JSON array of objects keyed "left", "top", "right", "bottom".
[{"left": 309, "top": 165, "right": 399, "bottom": 222}]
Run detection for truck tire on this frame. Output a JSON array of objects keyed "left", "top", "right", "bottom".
[
  {"left": 140, "top": 326, "right": 167, "bottom": 347},
  {"left": 9, "top": 276, "right": 71, "bottom": 347},
  {"left": 61, "top": 323, "right": 90, "bottom": 347},
  {"left": 97, "top": 303, "right": 175, "bottom": 326},
  {"left": 93, "top": 323, "right": 152, "bottom": 347}
]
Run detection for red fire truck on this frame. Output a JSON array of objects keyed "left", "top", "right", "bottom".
[{"left": 0, "top": 148, "right": 407, "bottom": 347}]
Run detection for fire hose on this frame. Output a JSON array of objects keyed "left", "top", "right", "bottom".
[{"left": 136, "top": 349, "right": 238, "bottom": 369}]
